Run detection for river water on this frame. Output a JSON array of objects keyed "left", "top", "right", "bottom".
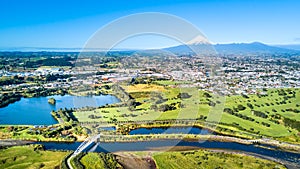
[{"left": 36, "top": 140, "right": 300, "bottom": 165}]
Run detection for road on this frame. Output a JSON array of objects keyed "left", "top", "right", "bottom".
[{"left": 67, "top": 155, "right": 74, "bottom": 169}]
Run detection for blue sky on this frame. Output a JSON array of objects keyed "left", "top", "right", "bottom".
[{"left": 0, "top": 0, "right": 299, "bottom": 48}]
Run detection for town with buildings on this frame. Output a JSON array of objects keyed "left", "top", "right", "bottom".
[{"left": 1, "top": 53, "right": 299, "bottom": 97}]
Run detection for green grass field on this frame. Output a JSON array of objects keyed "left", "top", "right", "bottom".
[
  {"left": 73, "top": 82, "right": 300, "bottom": 141},
  {"left": 74, "top": 85, "right": 209, "bottom": 122},
  {"left": 0, "top": 145, "right": 68, "bottom": 169},
  {"left": 153, "top": 150, "right": 285, "bottom": 169},
  {"left": 220, "top": 88, "right": 300, "bottom": 139},
  {"left": 79, "top": 152, "right": 121, "bottom": 169},
  {"left": 80, "top": 153, "right": 106, "bottom": 169}
]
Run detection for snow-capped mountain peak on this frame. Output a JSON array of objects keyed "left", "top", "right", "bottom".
[{"left": 186, "top": 35, "right": 211, "bottom": 45}]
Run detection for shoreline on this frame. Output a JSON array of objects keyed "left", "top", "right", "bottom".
[
  {"left": 0, "top": 139, "right": 33, "bottom": 148},
  {"left": 113, "top": 147, "right": 299, "bottom": 169},
  {"left": 133, "top": 147, "right": 299, "bottom": 169},
  {"left": 2, "top": 136, "right": 300, "bottom": 168},
  {"left": 1, "top": 139, "right": 297, "bottom": 168},
  {"left": 1, "top": 123, "right": 300, "bottom": 153},
  {"left": 2, "top": 133, "right": 299, "bottom": 154},
  {"left": 0, "top": 91, "right": 119, "bottom": 109}
]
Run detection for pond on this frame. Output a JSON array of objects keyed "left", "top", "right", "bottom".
[
  {"left": 0, "top": 94, "right": 119, "bottom": 125},
  {"left": 129, "top": 126, "right": 211, "bottom": 135}
]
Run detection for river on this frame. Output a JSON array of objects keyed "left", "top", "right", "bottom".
[{"left": 35, "top": 140, "right": 300, "bottom": 165}]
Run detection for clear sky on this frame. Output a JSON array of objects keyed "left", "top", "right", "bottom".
[{"left": 0, "top": 0, "right": 299, "bottom": 49}]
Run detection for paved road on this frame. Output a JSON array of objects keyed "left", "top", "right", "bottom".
[{"left": 67, "top": 155, "right": 74, "bottom": 169}]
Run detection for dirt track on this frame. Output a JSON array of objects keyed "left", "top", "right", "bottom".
[{"left": 115, "top": 152, "right": 157, "bottom": 169}]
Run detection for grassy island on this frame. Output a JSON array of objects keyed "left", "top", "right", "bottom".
[{"left": 47, "top": 98, "right": 56, "bottom": 105}]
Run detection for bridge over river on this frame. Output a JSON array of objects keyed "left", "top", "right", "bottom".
[
  {"left": 74, "top": 134, "right": 100, "bottom": 155},
  {"left": 67, "top": 134, "right": 100, "bottom": 169}
]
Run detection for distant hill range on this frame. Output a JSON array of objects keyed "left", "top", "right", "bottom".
[
  {"left": 163, "top": 42, "right": 300, "bottom": 55},
  {"left": 275, "top": 44, "right": 300, "bottom": 51},
  {"left": 2, "top": 42, "right": 300, "bottom": 56}
]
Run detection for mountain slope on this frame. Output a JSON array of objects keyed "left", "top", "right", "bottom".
[
  {"left": 164, "top": 42, "right": 300, "bottom": 55},
  {"left": 215, "top": 42, "right": 299, "bottom": 54},
  {"left": 275, "top": 45, "right": 300, "bottom": 51}
]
